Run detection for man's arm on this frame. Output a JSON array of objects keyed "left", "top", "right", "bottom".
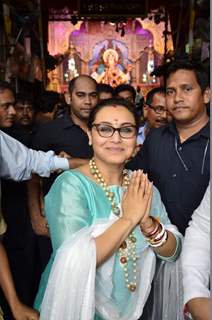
[
  {"left": 27, "top": 175, "right": 49, "bottom": 236},
  {"left": 0, "top": 130, "right": 69, "bottom": 181},
  {"left": 68, "top": 157, "right": 88, "bottom": 168},
  {"left": 0, "top": 242, "right": 39, "bottom": 320}
]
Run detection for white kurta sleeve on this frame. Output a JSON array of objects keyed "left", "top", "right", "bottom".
[
  {"left": 0, "top": 130, "right": 69, "bottom": 180},
  {"left": 182, "top": 184, "right": 210, "bottom": 305}
]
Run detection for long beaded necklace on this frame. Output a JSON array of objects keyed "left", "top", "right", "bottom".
[{"left": 89, "top": 158, "right": 138, "bottom": 292}]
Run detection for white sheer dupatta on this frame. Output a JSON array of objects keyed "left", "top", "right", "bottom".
[
  {"left": 39, "top": 226, "right": 97, "bottom": 320},
  {"left": 40, "top": 218, "right": 156, "bottom": 320},
  {"left": 40, "top": 218, "right": 183, "bottom": 320}
]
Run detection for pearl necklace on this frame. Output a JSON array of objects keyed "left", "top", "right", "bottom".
[
  {"left": 89, "top": 158, "right": 138, "bottom": 292},
  {"left": 119, "top": 233, "right": 138, "bottom": 292}
]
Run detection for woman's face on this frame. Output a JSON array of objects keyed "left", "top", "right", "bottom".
[{"left": 88, "top": 105, "right": 137, "bottom": 166}]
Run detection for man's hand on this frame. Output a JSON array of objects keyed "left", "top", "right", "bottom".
[
  {"left": 58, "top": 151, "right": 89, "bottom": 169},
  {"left": 58, "top": 151, "right": 71, "bottom": 159},
  {"left": 30, "top": 213, "right": 49, "bottom": 237},
  {"left": 11, "top": 301, "right": 39, "bottom": 320}
]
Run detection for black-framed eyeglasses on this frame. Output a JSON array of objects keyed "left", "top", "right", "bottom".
[
  {"left": 92, "top": 123, "right": 137, "bottom": 138},
  {"left": 147, "top": 104, "right": 167, "bottom": 114}
]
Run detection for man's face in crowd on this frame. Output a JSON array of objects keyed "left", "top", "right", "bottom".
[
  {"left": 166, "top": 69, "right": 210, "bottom": 125},
  {"left": 0, "top": 89, "right": 16, "bottom": 128},
  {"left": 144, "top": 93, "right": 169, "bottom": 129},
  {"left": 117, "top": 90, "right": 135, "bottom": 103},
  {"left": 69, "top": 77, "right": 98, "bottom": 121},
  {"left": 15, "top": 102, "right": 35, "bottom": 128}
]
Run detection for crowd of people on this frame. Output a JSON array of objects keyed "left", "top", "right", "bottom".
[{"left": 0, "top": 58, "right": 210, "bottom": 320}]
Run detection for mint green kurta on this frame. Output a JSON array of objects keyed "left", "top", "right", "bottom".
[{"left": 34, "top": 170, "right": 180, "bottom": 318}]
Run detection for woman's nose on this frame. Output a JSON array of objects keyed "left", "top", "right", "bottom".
[{"left": 111, "top": 129, "right": 121, "bottom": 142}]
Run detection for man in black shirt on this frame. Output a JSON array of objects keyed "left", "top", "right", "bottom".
[
  {"left": 128, "top": 60, "right": 210, "bottom": 235},
  {"left": 27, "top": 75, "right": 98, "bottom": 271}
]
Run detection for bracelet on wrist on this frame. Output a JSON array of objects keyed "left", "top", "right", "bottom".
[
  {"left": 152, "top": 222, "right": 165, "bottom": 241},
  {"left": 143, "top": 218, "right": 168, "bottom": 248},
  {"left": 148, "top": 230, "right": 168, "bottom": 247}
]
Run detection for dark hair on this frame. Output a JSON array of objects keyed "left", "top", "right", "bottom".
[
  {"left": 88, "top": 97, "right": 140, "bottom": 131},
  {"left": 114, "top": 84, "right": 136, "bottom": 102},
  {"left": 165, "top": 59, "right": 209, "bottom": 92},
  {"left": 15, "top": 93, "right": 35, "bottom": 107},
  {"left": 97, "top": 83, "right": 114, "bottom": 96},
  {"left": 0, "top": 81, "right": 14, "bottom": 94},
  {"left": 68, "top": 75, "right": 97, "bottom": 93},
  {"left": 136, "top": 86, "right": 141, "bottom": 93},
  {"left": 39, "top": 91, "right": 61, "bottom": 113},
  {"left": 145, "top": 87, "right": 166, "bottom": 105}
]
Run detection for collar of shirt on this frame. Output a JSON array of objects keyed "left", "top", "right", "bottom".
[
  {"left": 137, "top": 123, "right": 149, "bottom": 145},
  {"left": 138, "top": 124, "right": 145, "bottom": 136},
  {"left": 60, "top": 111, "right": 81, "bottom": 130},
  {"left": 165, "top": 121, "right": 210, "bottom": 141}
]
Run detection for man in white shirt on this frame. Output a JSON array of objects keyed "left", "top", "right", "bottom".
[
  {"left": 0, "top": 81, "right": 73, "bottom": 320},
  {"left": 182, "top": 184, "right": 210, "bottom": 320},
  {"left": 0, "top": 130, "right": 73, "bottom": 320}
]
